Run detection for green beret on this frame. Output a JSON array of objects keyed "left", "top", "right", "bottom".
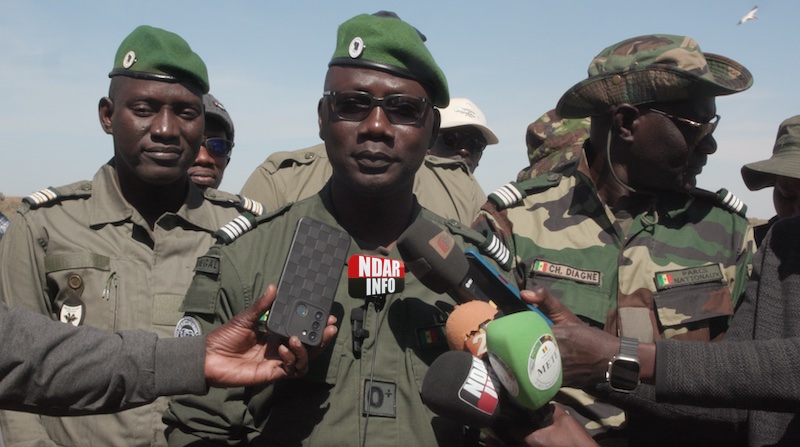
[
  {"left": 329, "top": 13, "right": 449, "bottom": 107},
  {"left": 741, "top": 115, "right": 800, "bottom": 190},
  {"left": 109, "top": 25, "right": 209, "bottom": 94},
  {"left": 557, "top": 34, "right": 753, "bottom": 118}
]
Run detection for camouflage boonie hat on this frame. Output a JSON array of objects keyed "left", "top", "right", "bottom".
[
  {"left": 556, "top": 34, "right": 753, "bottom": 118},
  {"left": 741, "top": 115, "right": 800, "bottom": 190},
  {"left": 109, "top": 25, "right": 209, "bottom": 94},
  {"left": 516, "top": 110, "right": 590, "bottom": 181},
  {"left": 329, "top": 12, "right": 449, "bottom": 107}
]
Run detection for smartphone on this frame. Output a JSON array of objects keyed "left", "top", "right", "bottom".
[
  {"left": 464, "top": 247, "right": 553, "bottom": 326},
  {"left": 264, "top": 217, "right": 351, "bottom": 346}
]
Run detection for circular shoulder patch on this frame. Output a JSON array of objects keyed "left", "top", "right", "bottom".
[
  {"left": 175, "top": 316, "right": 202, "bottom": 338},
  {"left": 349, "top": 37, "right": 365, "bottom": 58},
  {"left": 122, "top": 50, "right": 136, "bottom": 68}
]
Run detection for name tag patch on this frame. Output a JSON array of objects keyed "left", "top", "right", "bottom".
[
  {"left": 531, "top": 259, "right": 601, "bottom": 286},
  {"left": 194, "top": 255, "right": 220, "bottom": 275},
  {"left": 654, "top": 264, "right": 724, "bottom": 291}
]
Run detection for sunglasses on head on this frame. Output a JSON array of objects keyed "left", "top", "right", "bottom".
[
  {"left": 203, "top": 138, "right": 234, "bottom": 159},
  {"left": 647, "top": 108, "right": 721, "bottom": 145},
  {"left": 440, "top": 130, "right": 487, "bottom": 153},
  {"left": 323, "top": 90, "right": 431, "bottom": 125}
]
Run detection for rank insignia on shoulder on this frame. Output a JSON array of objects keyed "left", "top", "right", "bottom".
[
  {"left": 488, "top": 183, "right": 526, "bottom": 210},
  {"left": 238, "top": 195, "right": 264, "bottom": 216},
  {"left": 716, "top": 188, "right": 747, "bottom": 217},
  {"left": 216, "top": 214, "right": 258, "bottom": 244},
  {"left": 175, "top": 316, "right": 202, "bottom": 337},
  {"left": 24, "top": 187, "right": 61, "bottom": 207}
]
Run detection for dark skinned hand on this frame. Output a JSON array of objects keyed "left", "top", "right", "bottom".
[
  {"left": 521, "top": 286, "right": 619, "bottom": 388},
  {"left": 204, "top": 284, "right": 338, "bottom": 387},
  {"left": 518, "top": 403, "right": 599, "bottom": 447}
]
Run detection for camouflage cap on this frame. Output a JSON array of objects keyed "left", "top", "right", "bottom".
[
  {"left": 109, "top": 25, "right": 209, "bottom": 94},
  {"left": 741, "top": 115, "right": 800, "bottom": 190},
  {"left": 203, "top": 94, "right": 234, "bottom": 143},
  {"left": 516, "top": 109, "right": 590, "bottom": 181},
  {"left": 328, "top": 12, "right": 449, "bottom": 107},
  {"left": 556, "top": 34, "right": 753, "bottom": 118}
]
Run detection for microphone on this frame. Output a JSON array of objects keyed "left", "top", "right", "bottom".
[
  {"left": 396, "top": 218, "right": 552, "bottom": 324},
  {"left": 421, "top": 350, "right": 554, "bottom": 441},
  {"left": 421, "top": 350, "right": 502, "bottom": 427},
  {"left": 445, "top": 300, "right": 498, "bottom": 358},
  {"left": 485, "top": 311, "right": 562, "bottom": 412}
]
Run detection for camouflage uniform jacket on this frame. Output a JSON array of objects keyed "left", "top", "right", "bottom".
[
  {"left": 473, "top": 147, "right": 754, "bottom": 442},
  {"left": 164, "top": 185, "right": 504, "bottom": 446},
  {"left": 0, "top": 163, "right": 263, "bottom": 447},
  {"left": 240, "top": 143, "right": 487, "bottom": 223}
]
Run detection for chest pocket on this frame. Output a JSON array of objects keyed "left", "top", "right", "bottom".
[
  {"left": 44, "top": 253, "right": 111, "bottom": 327},
  {"left": 653, "top": 264, "right": 734, "bottom": 339}
]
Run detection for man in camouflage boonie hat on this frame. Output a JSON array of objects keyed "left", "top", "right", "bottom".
[
  {"left": 166, "top": 12, "right": 533, "bottom": 447},
  {"left": 473, "top": 34, "right": 754, "bottom": 444},
  {"left": 557, "top": 34, "right": 752, "bottom": 118},
  {"left": 0, "top": 25, "right": 266, "bottom": 447},
  {"left": 742, "top": 115, "right": 800, "bottom": 245},
  {"left": 517, "top": 109, "right": 590, "bottom": 181}
]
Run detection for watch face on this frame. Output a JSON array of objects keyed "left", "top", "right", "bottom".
[{"left": 609, "top": 358, "right": 640, "bottom": 391}]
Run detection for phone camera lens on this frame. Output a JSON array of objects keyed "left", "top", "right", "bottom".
[
  {"left": 314, "top": 311, "right": 324, "bottom": 321},
  {"left": 309, "top": 332, "right": 318, "bottom": 342},
  {"left": 312, "top": 321, "right": 321, "bottom": 331},
  {"left": 296, "top": 304, "right": 308, "bottom": 317}
]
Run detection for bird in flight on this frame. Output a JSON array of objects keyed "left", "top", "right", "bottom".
[{"left": 738, "top": 6, "right": 758, "bottom": 25}]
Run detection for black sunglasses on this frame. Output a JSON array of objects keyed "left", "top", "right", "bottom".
[
  {"left": 440, "top": 130, "right": 487, "bottom": 153},
  {"left": 648, "top": 108, "right": 721, "bottom": 145},
  {"left": 203, "top": 138, "right": 234, "bottom": 159},
  {"left": 323, "top": 90, "right": 431, "bottom": 125}
]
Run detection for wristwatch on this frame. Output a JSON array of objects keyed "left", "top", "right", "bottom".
[{"left": 606, "top": 336, "right": 640, "bottom": 392}]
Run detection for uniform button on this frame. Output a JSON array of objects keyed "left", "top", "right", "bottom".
[
  {"left": 68, "top": 274, "right": 83, "bottom": 290},
  {"left": 611, "top": 74, "right": 623, "bottom": 85},
  {"left": 304, "top": 152, "right": 315, "bottom": 160},
  {"left": 547, "top": 173, "right": 561, "bottom": 182}
]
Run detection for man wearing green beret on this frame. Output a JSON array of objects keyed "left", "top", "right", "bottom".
[
  {"left": 741, "top": 115, "right": 800, "bottom": 246},
  {"left": 162, "top": 12, "right": 542, "bottom": 447},
  {"left": 0, "top": 25, "right": 265, "bottom": 447},
  {"left": 240, "top": 34, "right": 486, "bottom": 224},
  {"left": 474, "top": 35, "right": 755, "bottom": 445}
]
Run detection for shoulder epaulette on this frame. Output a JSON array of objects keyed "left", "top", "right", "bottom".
[
  {"left": 265, "top": 144, "right": 326, "bottom": 173},
  {"left": 715, "top": 188, "right": 748, "bottom": 217},
  {"left": 214, "top": 202, "right": 294, "bottom": 244},
  {"left": 23, "top": 181, "right": 92, "bottom": 209},
  {"left": 204, "top": 189, "right": 265, "bottom": 216},
  {"left": 237, "top": 195, "right": 264, "bottom": 216},
  {"left": 689, "top": 187, "right": 747, "bottom": 218},
  {"left": 443, "top": 219, "right": 512, "bottom": 270},
  {"left": 488, "top": 173, "right": 562, "bottom": 211}
]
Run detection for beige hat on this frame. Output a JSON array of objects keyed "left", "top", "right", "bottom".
[{"left": 437, "top": 98, "right": 499, "bottom": 144}]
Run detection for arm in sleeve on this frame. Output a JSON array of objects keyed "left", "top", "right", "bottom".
[
  {"left": 0, "top": 301, "right": 207, "bottom": 415},
  {"left": 164, "top": 248, "right": 256, "bottom": 445}
]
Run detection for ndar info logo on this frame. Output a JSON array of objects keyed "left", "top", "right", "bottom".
[{"left": 348, "top": 255, "right": 405, "bottom": 298}]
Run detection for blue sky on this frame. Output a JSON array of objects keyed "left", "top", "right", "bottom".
[{"left": 1, "top": 1, "right": 796, "bottom": 219}]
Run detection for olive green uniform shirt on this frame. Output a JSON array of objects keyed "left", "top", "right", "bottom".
[
  {"left": 164, "top": 187, "right": 498, "bottom": 446},
  {"left": 240, "top": 143, "right": 486, "bottom": 223},
  {"left": 0, "top": 163, "right": 262, "bottom": 447}
]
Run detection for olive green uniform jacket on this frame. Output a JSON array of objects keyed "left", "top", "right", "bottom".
[
  {"left": 164, "top": 186, "right": 497, "bottom": 446},
  {"left": 474, "top": 148, "right": 754, "bottom": 443},
  {"left": 0, "top": 163, "right": 263, "bottom": 447},
  {"left": 240, "top": 143, "right": 486, "bottom": 224}
]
